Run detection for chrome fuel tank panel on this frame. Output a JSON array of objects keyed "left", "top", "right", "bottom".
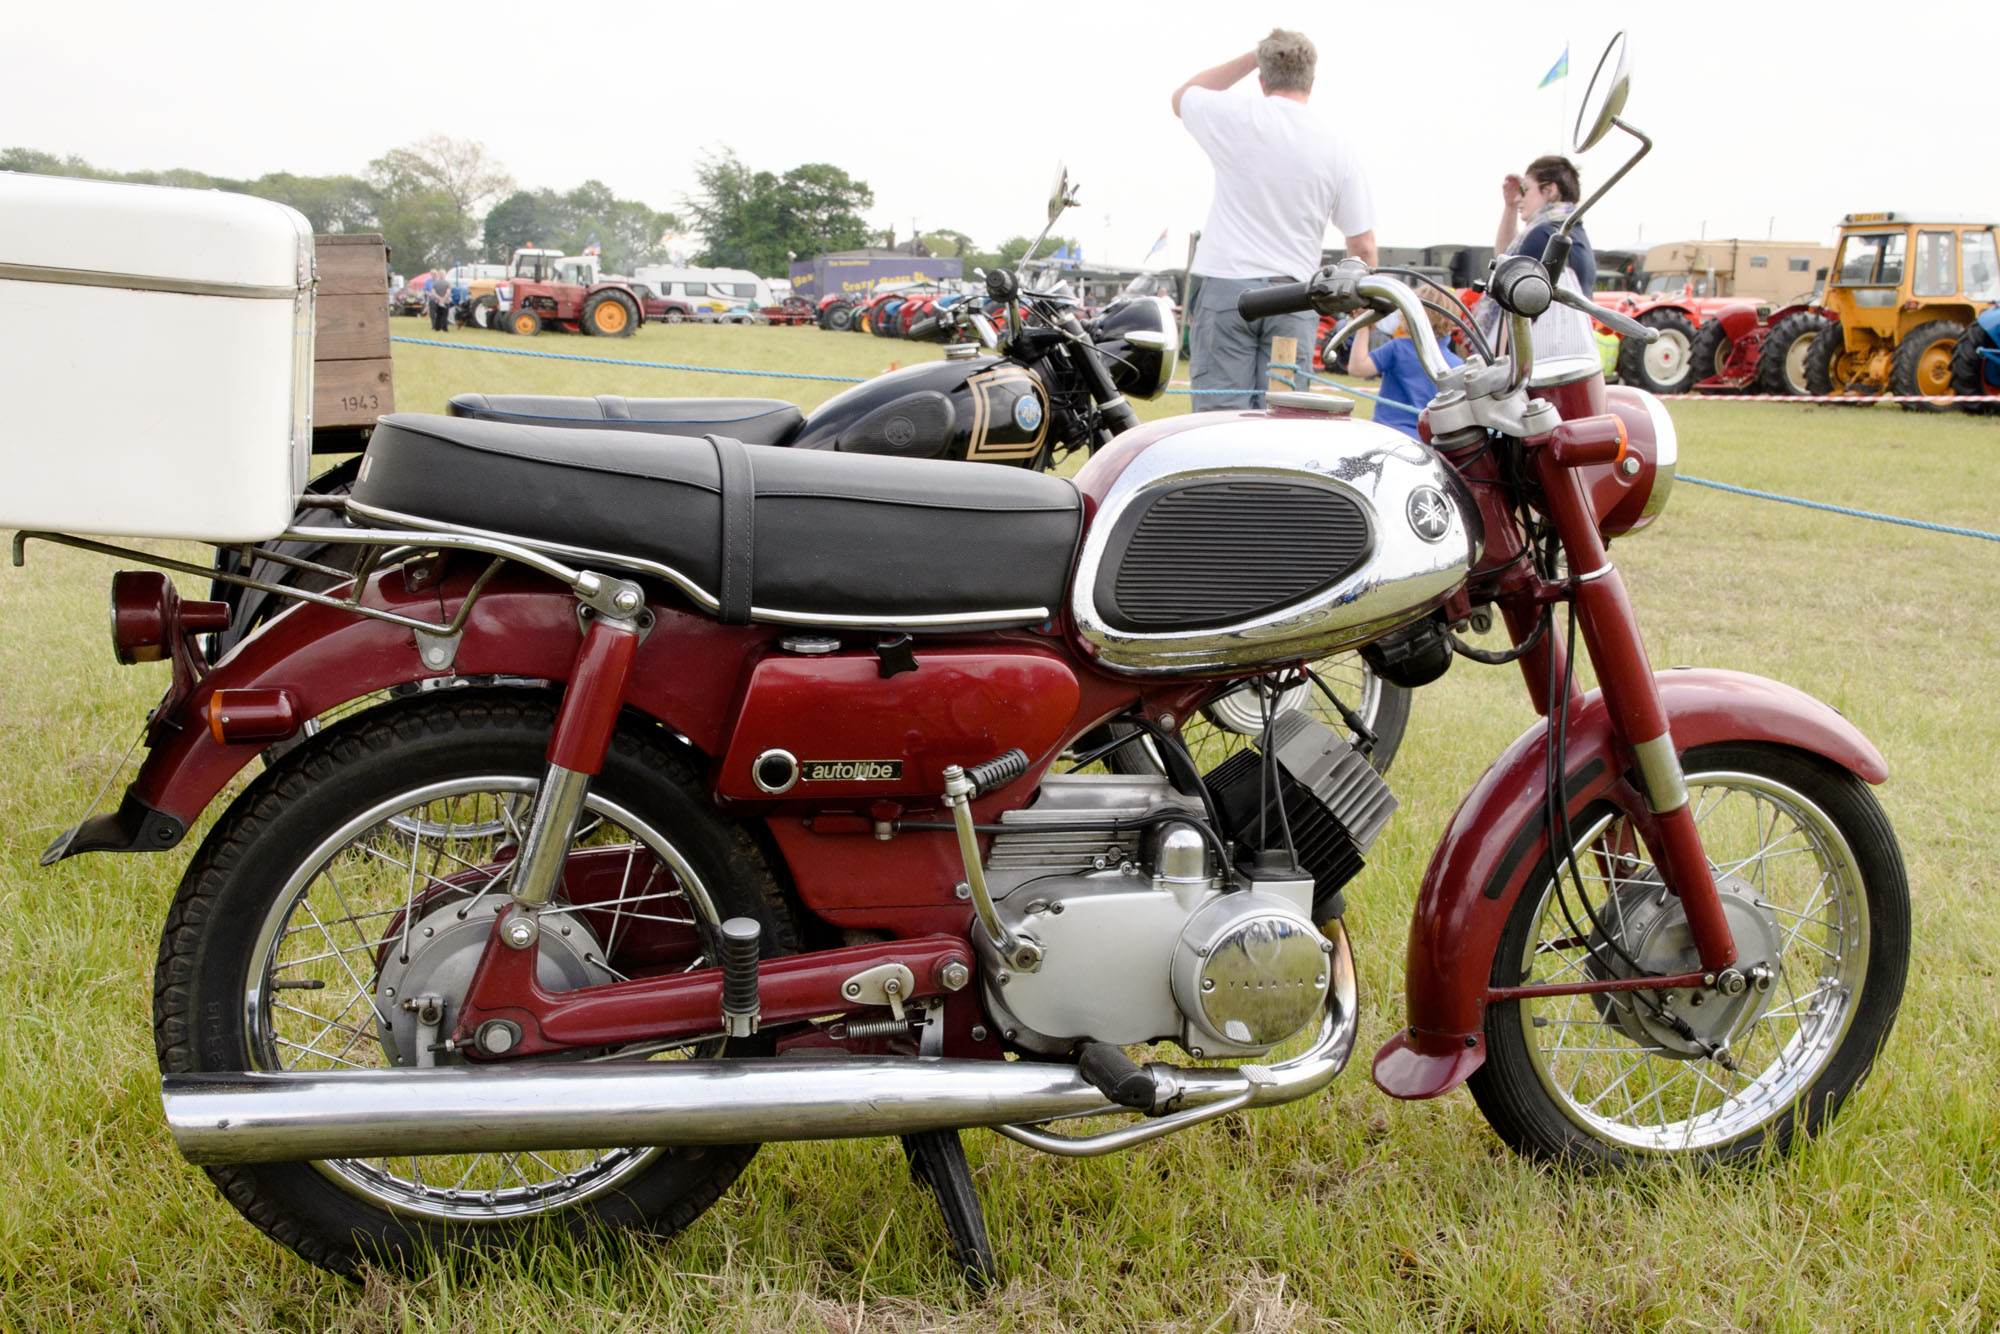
[{"left": 1071, "top": 417, "right": 1481, "bottom": 675}]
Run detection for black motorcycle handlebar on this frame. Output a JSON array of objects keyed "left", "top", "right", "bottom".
[{"left": 1236, "top": 281, "right": 1314, "bottom": 321}]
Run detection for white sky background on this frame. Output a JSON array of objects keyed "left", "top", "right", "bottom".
[{"left": 9, "top": 0, "right": 1998, "bottom": 272}]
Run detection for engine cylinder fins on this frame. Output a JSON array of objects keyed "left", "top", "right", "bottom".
[{"left": 1205, "top": 708, "right": 1398, "bottom": 922}]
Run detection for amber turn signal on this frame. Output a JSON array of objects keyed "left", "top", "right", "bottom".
[{"left": 206, "top": 689, "right": 302, "bottom": 745}]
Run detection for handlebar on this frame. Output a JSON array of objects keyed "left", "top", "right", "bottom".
[
  {"left": 1233, "top": 262, "right": 1455, "bottom": 382},
  {"left": 1557, "top": 286, "right": 1656, "bottom": 342},
  {"left": 1236, "top": 281, "right": 1313, "bottom": 322}
]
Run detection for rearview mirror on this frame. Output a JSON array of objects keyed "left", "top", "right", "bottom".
[
  {"left": 1574, "top": 33, "right": 1632, "bottom": 152},
  {"left": 1048, "top": 164, "right": 1076, "bottom": 223}
]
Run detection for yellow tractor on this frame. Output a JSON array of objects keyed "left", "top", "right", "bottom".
[{"left": 1805, "top": 212, "right": 2000, "bottom": 410}]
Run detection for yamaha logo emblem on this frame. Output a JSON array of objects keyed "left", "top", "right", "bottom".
[
  {"left": 1407, "top": 487, "right": 1451, "bottom": 542},
  {"left": 800, "top": 759, "right": 903, "bottom": 783},
  {"left": 1013, "top": 393, "right": 1044, "bottom": 432}
]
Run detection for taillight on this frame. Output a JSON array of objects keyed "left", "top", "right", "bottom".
[{"left": 109, "top": 571, "right": 229, "bottom": 665}]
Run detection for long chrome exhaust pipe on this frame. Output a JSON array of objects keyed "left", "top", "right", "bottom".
[{"left": 167, "top": 928, "right": 1355, "bottom": 1166}]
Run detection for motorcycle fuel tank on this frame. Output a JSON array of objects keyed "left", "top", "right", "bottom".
[
  {"left": 789, "top": 357, "right": 1049, "bottom": 463},
  {"left": 1069, "top": 413, "right": 1481, "bottom": 675}
]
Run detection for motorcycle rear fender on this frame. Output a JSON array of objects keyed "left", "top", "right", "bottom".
[
  {"left": 1371, "top": 667, "right": 1887, "bottom": 1101},
  {"left": 61, "top": 566, "right": 766, "bottom": 857}
]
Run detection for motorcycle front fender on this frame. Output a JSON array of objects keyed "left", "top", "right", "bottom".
[
  {"left": 1371, "top": 667, "right": 1887, "bottom": 1101},
  {"left": 53, "top": 566, "right": 765, "bottom": 859}
]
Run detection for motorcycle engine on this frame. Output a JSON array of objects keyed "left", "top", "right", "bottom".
[{"left": 976, "top": 710, "right": 1392, "bottom": 1057}]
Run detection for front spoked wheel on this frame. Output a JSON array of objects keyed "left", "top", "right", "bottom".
[
  {"left": 1106, "top": 652, "right": 1411, "bottom": 777},
  {"left": 154, "top": 691, "right": 797, "bottom": 1273},
  {"left": 1469, "top": 742, "right": 1908, "bottom": 1167}
]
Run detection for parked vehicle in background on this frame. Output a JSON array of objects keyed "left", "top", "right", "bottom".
[
  {"left": 1591, "top": 288, "right": 1758, "bottom": 395},
  {"left": 494, "top": 248, "right": 644, "bottom": 338},
  {"left": 1951, "top": 307, "right": 2000, "bottom": 414},
  {"left": 817, "top": 294, "right": 856, "bottom": 330},
  {"left": 1805, "top": 212, "right": 2000, "bottom": 410},
  {"left": 617, "top": 280, "right": 678, "bottom": 323}
]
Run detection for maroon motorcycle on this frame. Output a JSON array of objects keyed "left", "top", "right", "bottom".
[{"left": 19, "top": 37, "right": 1905, "bottom": 1284}]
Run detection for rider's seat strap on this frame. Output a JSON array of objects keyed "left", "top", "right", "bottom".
[{"left": 707, "top": 433, "right": 755, "bottom": 624}]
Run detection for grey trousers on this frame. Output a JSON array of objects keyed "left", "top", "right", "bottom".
[{"left": 1188, "top": 275, "right": 1318, "bottom": 412}]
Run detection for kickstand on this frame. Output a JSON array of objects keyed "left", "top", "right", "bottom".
[{"left": 901, "top": 1128, "right": 998, "bottom": 1288}]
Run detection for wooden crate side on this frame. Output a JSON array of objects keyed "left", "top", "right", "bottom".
[
  {"left": 314, "top": 234, "right": 391, "bottom": 296},
  {"left": 313, "top": 358, "right": 395, "bottom": 429},
  {"left": 316, "top": 292, "right": 390, "bottom": 361}
]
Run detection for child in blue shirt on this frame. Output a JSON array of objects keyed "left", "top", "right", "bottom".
[{"left": 1344, "top": 303, "right": 1465, "bottom": 439}]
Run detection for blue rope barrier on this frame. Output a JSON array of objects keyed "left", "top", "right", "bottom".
[
  {"left": 391, "top": 336, "right": 869, "bottom": 383},
  {"left": 1677, "top": 475, "right": 2000, "bottom": 543}
]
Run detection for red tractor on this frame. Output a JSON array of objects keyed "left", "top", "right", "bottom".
[
  {"left": 495, "top": 248, "right": 645, "bottom": 338},
  {"left": 1683, "top": 301, "right": 1832, "bottom": 396},
  {"left": 1591, "top": 287, "right": 1762, "bottom": 395}
]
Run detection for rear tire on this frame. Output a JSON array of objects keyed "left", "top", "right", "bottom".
[
  {"left": 1686, "top": 319, "right": 1732, "bottom": 391},
  {"left": 1468, "top": 742, "right": 1908, "bottom": 1169},
  {"left": 824, "top": 304, "right": 853, "bottom": 332},
  {"left": 1614, "top": 309, "right": 1701, "bottom": 395},
  {"left": 584, "top": 292, "right": 639, "bottom": 338},
  {"left": 1755, "top": 312, "right": 1828, "bottom": 396},
  {"left": 153, "top": 691, "right": 798, "bottom": 1274},
  {"left": 1950, "top": 321, "right": 2000, "bottom": 415},
  {"left": 1889, "top": 319, "right": 1964, "bottom": 412}
]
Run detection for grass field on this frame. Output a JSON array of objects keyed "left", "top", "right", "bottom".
[{"left": 2, "top": 323, "right": 1998, "bottom": 1332}]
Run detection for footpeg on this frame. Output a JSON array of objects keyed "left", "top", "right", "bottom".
[
  {"left": 718, "top": 917, "right": 761, "bottom": 1038},
  {"left": 1077, "top": 1042, "right": 1158, "bottom": 1111}
]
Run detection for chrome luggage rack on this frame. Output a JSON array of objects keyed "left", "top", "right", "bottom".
[{"left": 12, "top": 495, "right": 1055, "bottom": 638}]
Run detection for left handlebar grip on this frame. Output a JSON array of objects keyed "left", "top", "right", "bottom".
[{"left": 1236, "top": 281, "right": 1313, "bottom": 321}]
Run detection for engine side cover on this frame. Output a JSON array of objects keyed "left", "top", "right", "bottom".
[{"left": 1071, "top": 417, "right": 1480, "bottom": 675}]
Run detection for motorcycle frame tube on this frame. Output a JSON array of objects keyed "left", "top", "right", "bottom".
[
  {"left": 450, "top": 933, "right": 976, "bottom": 1056},
  {"left": 1371, "top": 667, "right": 1887, "bottom": 1101}
]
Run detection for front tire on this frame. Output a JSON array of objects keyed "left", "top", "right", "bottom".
[
  {"left": 1614, "top": 309, "right": 1701, "bottom": 395},
  {"left": 153, "top": 691, "right": 798, "bottom": 1274},
  {"left": 1107, "top": 653, "right": 1410, "bottom": 778},
  {"left": 1467, "top": 742, "right": 1908, "bottom": 1169}
]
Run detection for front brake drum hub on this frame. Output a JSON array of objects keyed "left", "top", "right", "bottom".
[{"left": 1587, "top": 872, "right": 1784, "bottom": 1058}]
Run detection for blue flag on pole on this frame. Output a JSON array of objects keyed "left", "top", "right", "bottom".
[{"left": 1538, "top": 46, "right": 1569, "bottom": 88}]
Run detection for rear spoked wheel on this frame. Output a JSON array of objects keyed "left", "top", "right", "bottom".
[
  {"left": 1469, "top": 742, "right": 1907, "bottom": 1167},
  {"left": 154, "top": 691, "right": 797, "bottom": 1273}
]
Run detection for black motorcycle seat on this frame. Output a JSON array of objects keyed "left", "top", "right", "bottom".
[
  {"left": 352, "top": 413, "right": 1083, "bottom": 629},
  {"left": 449, "top": 393, "right": 805, "bottom": 448}
]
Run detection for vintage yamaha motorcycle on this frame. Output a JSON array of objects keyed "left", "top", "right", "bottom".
[{"left": 18, "top": 37, "right": 1906, "bottom": 1284}]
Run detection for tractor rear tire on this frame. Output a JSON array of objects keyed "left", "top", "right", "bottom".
[
  {"left": 1756, "top": 313, "right": 1829, "bottom": 396},
  {"left": 584, "top": 292, "right": 639, "bottom": 338},
  {"left": 508, "top": 307, "right": 542, "bottom": 337},
  {"left": 1950, "top": 322, "right": 2000, "bottom": 415},
  {"left": 1890, "top": 320, "right": 1965, "bottom": 413},
  {"left": 1614, "top": 308, "right": 1700, "bottom": 395},
  {"left": 1686, "top": 319, "right": 1733, "bottom": 391}
]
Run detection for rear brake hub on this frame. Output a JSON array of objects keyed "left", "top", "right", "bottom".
[{"left": 372, "top": 897, "right": 611, "bottom": 1065}]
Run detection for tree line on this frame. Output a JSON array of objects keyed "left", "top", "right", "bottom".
[{"left": 3, "top": 139, "right": 1071, "bottom": 280}]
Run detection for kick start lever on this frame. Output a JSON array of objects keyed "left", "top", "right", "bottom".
[{"left": 942, "top": 750, "right": 1038, "bottom": 972}]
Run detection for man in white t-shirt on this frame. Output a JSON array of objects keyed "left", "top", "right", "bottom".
[{"left": 1174, "top": 30, "right": 1378, "bottom": 410}]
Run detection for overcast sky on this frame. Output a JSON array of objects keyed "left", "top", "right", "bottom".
[{"left": 10, "top": 0, "right": 1998, "bottom": 273}]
